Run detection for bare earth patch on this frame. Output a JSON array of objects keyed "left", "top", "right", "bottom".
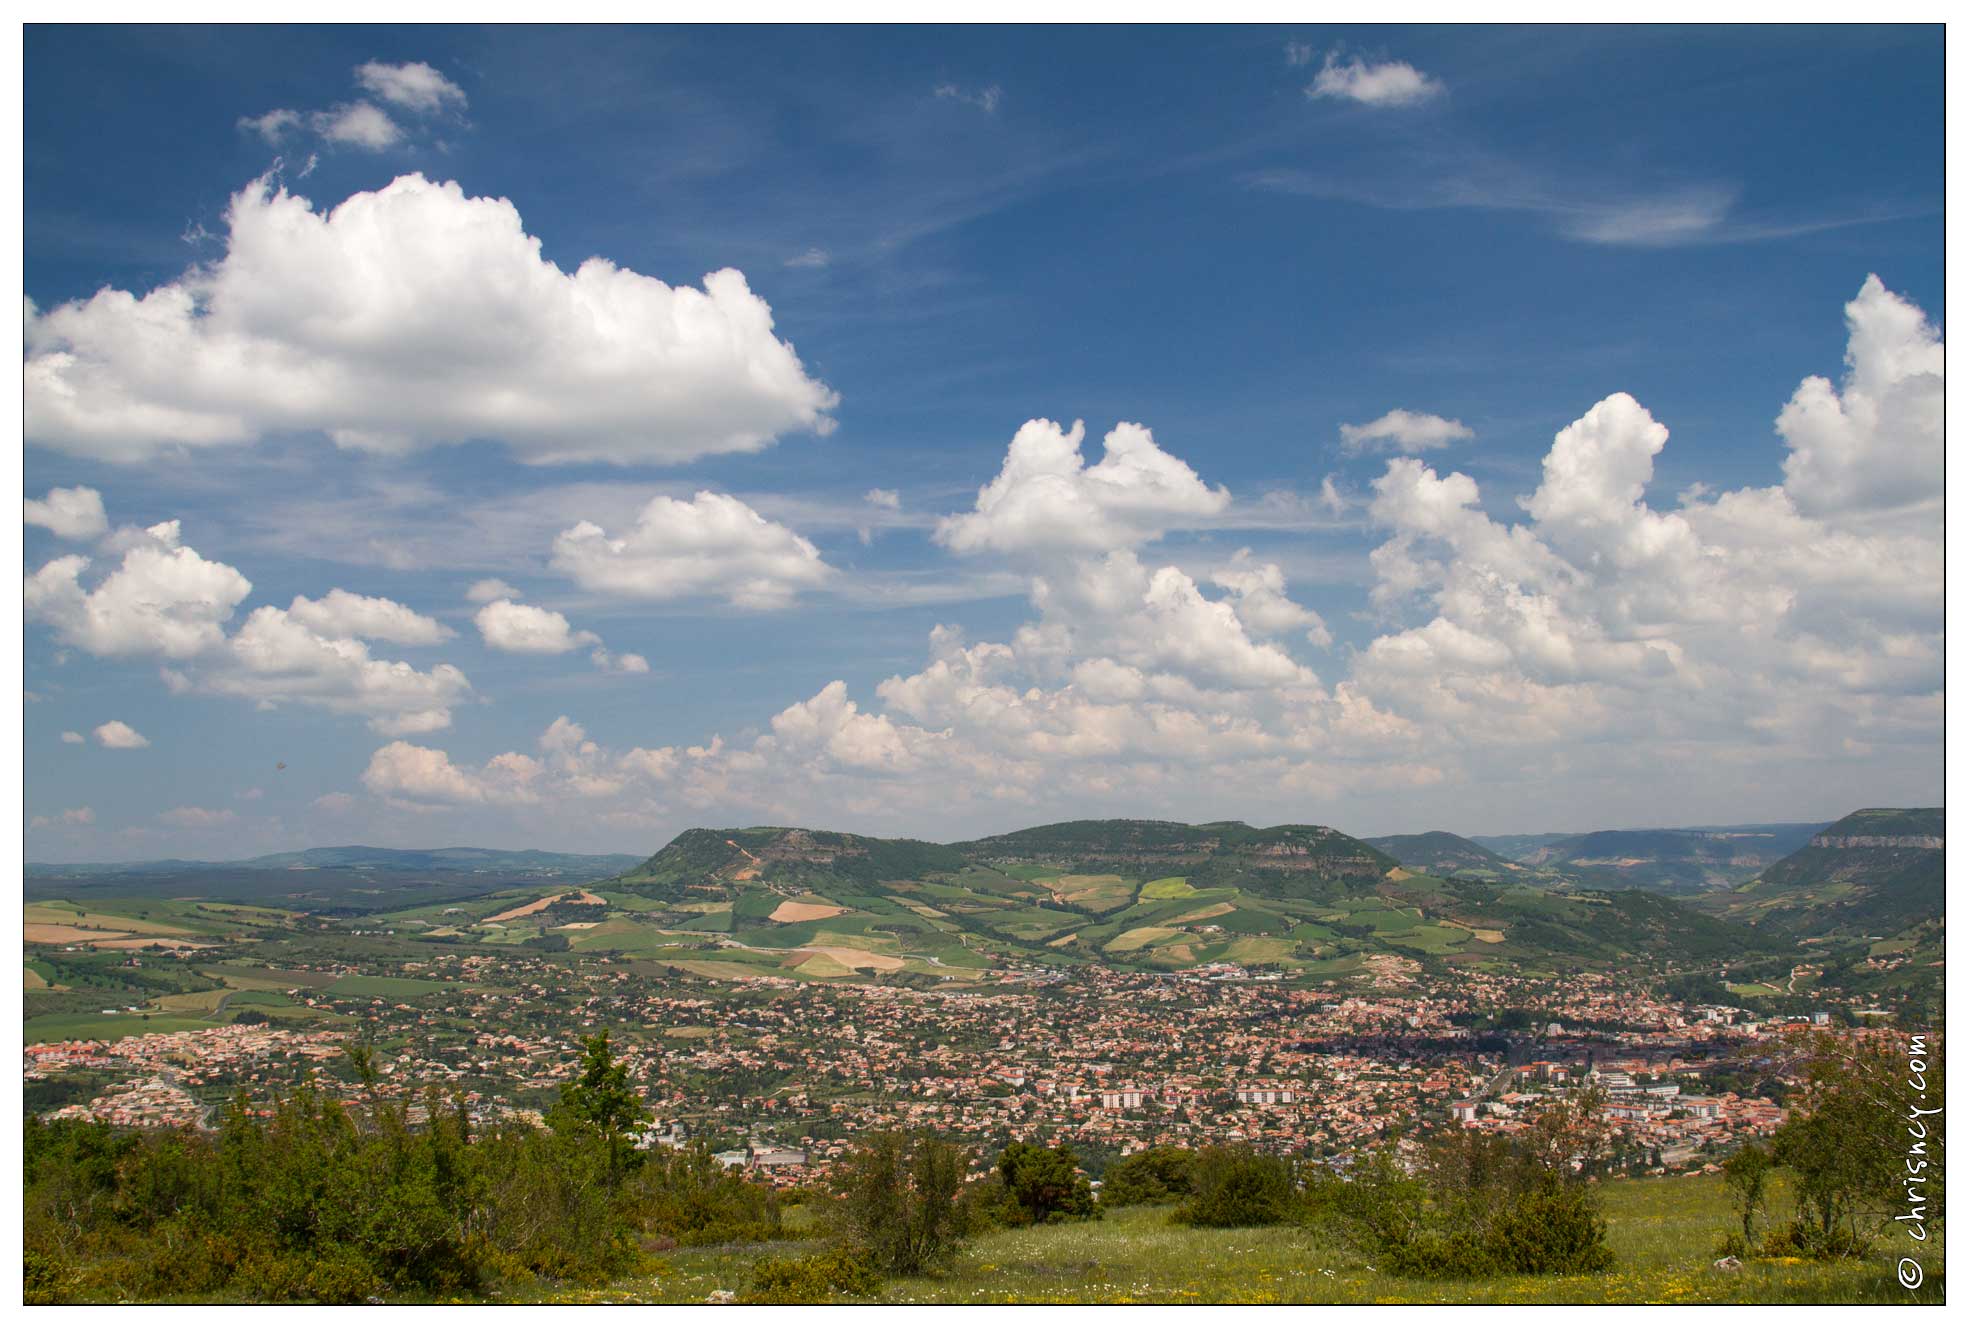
[
  {"left": 484, "top": 889, "right": 605, "bottom": 923},
  {"left": 797, "top": 945, "right": 904, "bottom": 972},
  {"left": 26, "top": 924, "right": 132, "bottom": 944},
  {"left": 769, "top": 900, "right": 849, "bottom": 924}
]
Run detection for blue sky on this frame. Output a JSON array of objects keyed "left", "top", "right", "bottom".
[{"left": 23, "top": 24, "right": 1944, "bottom": 859}]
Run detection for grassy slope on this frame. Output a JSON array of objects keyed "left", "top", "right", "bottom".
[{"left": 498, "top": 1173, "right": 1939, "bottom": 1306}]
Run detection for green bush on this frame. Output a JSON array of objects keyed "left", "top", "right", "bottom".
[
  {"left": 1348, "top": 1132, "right": 1616, "bottom": 1278},
  {"left": 1101, "top": 1146, "right": 1194, "bottom": 1207},
  {"left": 989, "top": 1140, "right": 1097, "bottom": 1226},
  {"left": 19, "top": 1036, "right": 690, "bottom": 1301},
  {"left": 1173, "top": 1147, "right": 1299, "bottom": 1228},
  {"left": 741, "top": 1247, "right": 881, "bottom": 1303},
  {"left": 833, "top": 1132, "right": 972, "bottom": 1275}
]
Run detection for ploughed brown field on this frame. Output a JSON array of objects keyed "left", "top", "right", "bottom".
[{"left": 484, "top": 889, "right": 606, "bottom": 923}]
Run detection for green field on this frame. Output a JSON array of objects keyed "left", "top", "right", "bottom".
[
  {"left": 558, "top": 1173, "right": 1939, "bottom": 1306},
  {"left": 25, "top": 1011, "right": 218, "bottom": 1041},
  {"left": 324, "top": 974, "right": 454, "bottom": 998}
]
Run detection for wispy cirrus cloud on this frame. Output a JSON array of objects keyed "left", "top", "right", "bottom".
[
  {"left": 1246, "top": 153, "right": 1923, "bottom": 249},
  {"left": 1339, "top": 409, "right": 1474, "bottom": 456},
  {"left": 935, "top": 82, "right": 1003, "bottom": 114},
  {"left": 239, "top": 59, "right": 467, "bottom": 154}
]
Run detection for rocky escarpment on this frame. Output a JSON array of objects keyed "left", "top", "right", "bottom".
[{"left": 1810, "top": 834, "right": 1943, "bottom": 850}]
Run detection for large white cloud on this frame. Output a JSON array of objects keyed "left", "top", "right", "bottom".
[
  {"left": 1349, "top": 277, "right": 1943, "bottom": 768},
  {"left": 551, "top": 490, "right": 831, "bottom": 609},
  {"left": 351, "top": 277, "right": 1940, "bottom": 836},
  {"left": 935, "top": 419, "right": 1230, "bottom": 556},
  {"left": 25, "top": 503, "right": 474, "bottom": 734},
  {"left": 200, "top": 605, "right": 473, "bottom": 735},
  {"left": 25, "top": 522, "right": 252, "bottom": 658},
  {"left": 1776, "top": 274, "right": 1944, "bottom": 521},
  {"left": 25, "top": 173, "right": 838, "bottom": 465}
]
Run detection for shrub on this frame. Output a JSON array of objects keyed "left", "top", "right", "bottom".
[
  {"left": 833, "top": 1132, "right": 972, "bottom": 1275},
  {"left": 1101, "top": 1146, "right": 1194, "bottom": 1207},
  {"left": 1348, "top": 1134, "right": 1616, "bottom": 1278},
  {"left": 741, "top": 1247, "right": 881, "bottom": 1304},
  {"left": 1482, "top": 1178, "right": 1615, "bottom": 1275},
  {"left": 1173, "top": 1147, "right": 1298, "bottom": 1228},
  {"left": 991, "top": 1140, "right": 1097, "bottom": 1226},
  {"left": 628, "top": 1142, "right": 782, "bottom": 1245}
]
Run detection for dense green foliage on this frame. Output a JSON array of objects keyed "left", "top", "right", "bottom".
[
  {"left": 829, "top": 1131, "right": 973, "bottom": 1276},
  {"left": 974, "top": 1140, "right": 1098, "bottom": 1226},
  {"left": 1330, "top": 1131, "right": 1615, "bottom": 1278},
  {"left": 1174, "top": 1147, "right": 1301, "bottom": 1228},
  {"left": 1749, "top": 1031, "right": 1944, "bottom": 1259},
  {"left": 23, "top": 1033, "right": 782, "bottom": 1304},
  {"left": 1099, "top": 1145, "right": 1195, "bottom": 1207}
]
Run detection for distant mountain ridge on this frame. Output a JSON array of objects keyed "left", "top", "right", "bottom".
[
  {"left": 29, "top": 845, "right": 644, "bottom": 877},
  {"left": 601, "top": 817, "right": 1770, "bottom": 974},
  {"left": 1724, "top": 808, "right": 1944, "bottom": 939},
  {"left": 25, "top": 845, "right": 646, "bottom": 910},
  {"left": 1466, "top": 822, "right": 1828, "bottom": 894},
  {"left": 1363, "top": 832, "right": 1516, "bottom": 880}
]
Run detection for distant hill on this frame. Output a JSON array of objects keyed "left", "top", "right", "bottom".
[
  {"left": 950, "top": 820, "right": 1397, "bottom": 896},
  {"left": 575, "top": 818, "right": 1770, "bottom": 980},
  {"left": 24, "top": 845, "right": 643, "bottom": 909},
  {"left": 30, "top": 846, "right": 646, "bottom": 877},
  {"left": 622, "top": 826, "right": 970, "bottom": 893},
  {"left": 1723, "top": 808, "right": 1943, "bottom": 938},
  {"left": 1365, "top": 832, "right": 1518, "bottom": 881},
  {"left": 1468, "top": 823, "right": 1826, "bottom": 894}
]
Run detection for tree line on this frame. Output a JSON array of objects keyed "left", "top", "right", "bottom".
[{"left": 25, "top": 1026, "right": 1938, "bottom": 1303}]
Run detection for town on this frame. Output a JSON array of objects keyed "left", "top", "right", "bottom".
[{"left": 27, "top": 943, "right": 1820, "bottom": 1188}]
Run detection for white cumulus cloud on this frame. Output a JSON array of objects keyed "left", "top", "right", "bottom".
[
  {"left": 287, "top": 589, "right": 453, "bottom": 645},
  {"left": 25, "top": 485, "right": 109, "bottom": 540},
  {"left": 25, "top": 174, "right": 838, "bottom": 466},
  {"left": 551, "top": 490, "right": 831, "bottom": 609},
  {"left": 1306, "top": 53, "right": 1445, "bottom": 107},
  {"left": 95, "top": 720, "right": 150, "bottom": 749},
  {"left": 354, "top": 60, "right": 467, "bottom": 115},
  {"left": 474, "top": 599, "right": 600, "bottom": 654},
  {"left": 935, "top": 419, "right": 1230, "bottom": 556},
  {"left": 465, "top": 578, "right": 521, "bottom": 604},
  {"left": 26, "top": 522, "right": 252, "bottom": 658}
]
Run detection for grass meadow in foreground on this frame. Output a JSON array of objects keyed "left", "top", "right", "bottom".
[{"left": 517, "top": 1172, "right": 1940, "bottom": 1306}]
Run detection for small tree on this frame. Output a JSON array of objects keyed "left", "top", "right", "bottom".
[
  {"left": 1721, "top": 1142, "right": 1772, "bottom": 1251},
  {"left": 834, "top": 1132, "right": 971, "bottom": 1275},
  {"left": 1765, "top": 1029, "right": 1927, "bottom": 1256},
  {"left": 1101, "top": 1146, "right": 1195, "bottom": 1207},
  {"left": 1174, "top": 1146, "right": 1298, "bottom": 1228},
  {"left": 548, "top": 1029, "right": 650, "bottom": 1185},
  {"left": 994, "top": 1140, "right": 1096, "bottom": 1224}
]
